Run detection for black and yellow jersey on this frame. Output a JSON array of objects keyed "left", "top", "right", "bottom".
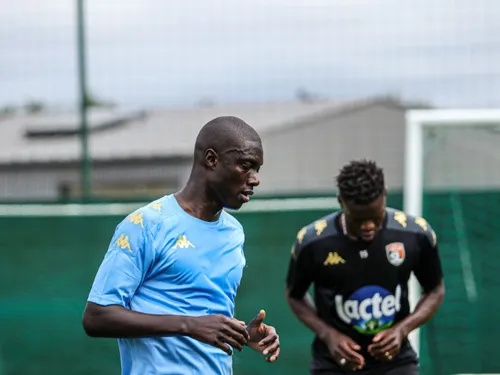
[{"left": 286, "top": 207, "right": 443, "bottom": 372}]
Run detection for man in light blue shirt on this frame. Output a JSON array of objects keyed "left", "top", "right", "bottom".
[{"left": 83, "top": 116, "right": 280, "bottom": 375}]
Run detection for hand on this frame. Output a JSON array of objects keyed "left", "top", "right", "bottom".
[
  {"left": 323, "top": 328, "right": 365, "bottom": 371},
  {"left": 246, "top": 310, "right": 280, "bottom": 362},
  {"left": 185, "top": 314, "right": 249, "bottom": 356},
  {"left": 367, "top": 325, "right": 407, "bottom": 362}
]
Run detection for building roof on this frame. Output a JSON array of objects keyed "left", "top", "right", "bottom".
[{"left": 0, "top": 97, "right": 402, "bottom": 165}]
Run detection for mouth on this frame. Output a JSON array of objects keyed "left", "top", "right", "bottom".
[
  {"left": 240, "top": 190, "right": 253, "bottom": 203},
  {"left": 360, "top": 231, "right": 376, "bottom": 241}
]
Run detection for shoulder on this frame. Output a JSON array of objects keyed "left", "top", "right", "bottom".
[
  {"left": 220, "top": 210, "right": 245, "bottom": 245},
  {"left": 118, "top": 195, "right": 175, "bottom": 235},
  {"left": 221, "top": 209, "right": 244, "bottom": 232},
  {"left": 385, "top": 207, "right": 437, "bottom": 247},
  {"left": 291, "top": 212, "right": 340, "bottom": 260}
]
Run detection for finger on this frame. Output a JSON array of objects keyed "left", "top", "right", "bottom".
[
  {"left": 377, "top": 350, "right": 395, "bottom": 362},
  {"left": 376, "top": 334, "right": 393, "bottom": 348},
  {"left": 372, "top": 343, "right": 398, "bottom": 361},
  {"left": 368, "top": 336, "right": 394, "bottom": 355},
  {"left": 248, "top": 309, "right": 266, "bottom": 327},
  {"left": 213, "top": 339, "right": 233, "bottom": 356},
  {"left": 224, "top": 327, "right": 249, "bottom": 346},
  {"left": 343, "top": 341, "right": 365, "bottom": 363},
  {"left": 219, "top": 334, "right": 245, "bottom": 352},
  {"left": 383, "top": 344, "right": 400, "bottom": 360},
  {"left": 369, "top": 341, "right": 390, "bottom": 355},
  {"left": 227, "top": 319, "right": 250, "bottom": 341},
  {"left": 339, "top": 344, "right": 365, "bottom": 366},
  {"left": 346, "top": 339, "right": 361, "bottom": 352},
  {"left": 258, "top": 330, "right": 278, "bottom": 347},
  {"left": 258, "top": 322, "right": 268, "bottom": 335},
  {"left": 344, "top": 340, "right": 364, "bottom": 369},
  {"left": 372, "top": 331, "right": 386, "bottom": 343},
  {"left": 336, "top": 357, "right": 363, "bottom": 372},
  {"left": 374, "top": 337, "right": 397, "bottom": 356},
  {"left": 222, "top": 322, "right": 248, "bottom": 346},
  {"left": 346, "top": 361, "right": 364, "bottom": 371},
  {"left": 370, "top": 344, "right": 391, "bottom": 360},
  {"left": 266, "top": 346, "right": 280, "bottom": 362},
  {"left": 262, "top": 341, "right": 280, "bottom": 357}
]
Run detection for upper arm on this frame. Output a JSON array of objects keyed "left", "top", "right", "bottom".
[
  {"left": 87, "top": 210, "right": 156, "bottom": 307},
  {"left": 413, "top": 218, "right": 443, "bottom": 293},
  {"left": 285, "top": 227, "right": 315, "bottom": 299}
]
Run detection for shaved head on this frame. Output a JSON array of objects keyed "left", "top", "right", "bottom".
[
  {"left": 194, "top": 116, "right": 261, "bottom": 162},
  {"left": 184, "top": 116, "right": 263, "bottom": 210}
]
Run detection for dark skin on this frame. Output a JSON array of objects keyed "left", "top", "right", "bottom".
[
  {"left": 286, "top": 190, "right": 444, "bottom": 371},
  {"left": 285, "top": 290, "right": 365, "bottom": 372},
  {"left": 176, "top": 140, "right": 264, "bottom": 220},
  {"left": 83, "top": 136, "right": 280, "bottom": 362}
]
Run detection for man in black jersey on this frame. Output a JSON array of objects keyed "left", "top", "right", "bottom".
[{"left": 285, "top": 160, "right": 445, "bottom": 374}]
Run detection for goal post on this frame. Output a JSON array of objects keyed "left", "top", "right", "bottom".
[{"left": 404, "top": 109, "right": 500, "bottom": 362}]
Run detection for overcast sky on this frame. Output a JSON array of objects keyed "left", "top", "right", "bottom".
[{"left": 1, "top": 0, "right": 499, "bottom": 109}]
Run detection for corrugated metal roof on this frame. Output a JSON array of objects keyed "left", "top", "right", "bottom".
[{"left": 0, "top": 98, "right": 393, "bottom": 164}]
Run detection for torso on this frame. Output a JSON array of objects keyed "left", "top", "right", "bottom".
[{"left": 290, "top": 208, "right": 437, "bottom": 371}]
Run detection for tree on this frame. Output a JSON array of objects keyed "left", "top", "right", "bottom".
[
  {"left": 24, "top": 100, "right": 45, "bottom": 114},
  {"left": 84, "top": 92, "right": 116, "bottom": 108}
]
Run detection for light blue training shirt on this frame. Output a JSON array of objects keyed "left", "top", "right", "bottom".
[{"left": 87, "top": 194, "right": 247, "bottom": 375}]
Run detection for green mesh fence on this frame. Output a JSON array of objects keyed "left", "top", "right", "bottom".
[
  {"left": 0, "top": 192, "right": 498, "bottom": 375},
  {"left": 418, "top": 190, "right": 500, "bottom": 375}
]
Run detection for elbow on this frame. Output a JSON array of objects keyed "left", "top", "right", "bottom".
[
  {"left": 437, "top": 280, "right": 445, "bottom": 303},
  {"left": 284, "top": 287, "right": 305, "bottom": 309},
  {"left": 284, "top": 287, "right": 291, "bottom": 300},
  {"left": 428, "top": 279, "right": 445, "bottom": 305},
  {"left": 284, "top": 287, "right": 296, "bottom": 304},
  {"left": 82, "top": 312, "right": 99, "bottom": 337},
  {"left": 82, "top": 304, "right": 105, "bottom": 337}
]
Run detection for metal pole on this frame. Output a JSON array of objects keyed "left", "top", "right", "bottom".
[{"left": 77, "top": 0, "right": 91, "bottom": 200}]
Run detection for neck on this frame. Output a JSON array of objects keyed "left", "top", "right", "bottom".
[
  {"left": 175, "top": 176, "right": 222, "bottom": 222},
  {"left": 340, "top": 213, "right": 357, "bottom": 240}
]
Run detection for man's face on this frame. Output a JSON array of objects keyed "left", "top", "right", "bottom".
[
  {"left": 208, "top": 140, "right": 263, "bottom": 210},
  {"left": 340, "top": 194, "right": 386, "bottom": 242}
]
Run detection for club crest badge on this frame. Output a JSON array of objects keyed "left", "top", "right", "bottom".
[{"left": 385, "top": 242, "right": 405, "bottom": 266}]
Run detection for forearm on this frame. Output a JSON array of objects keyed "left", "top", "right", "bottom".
[
  {"left": 286, "top": 290, "right": 333, "bottom": 342},
  {"left": 398, "top": 280, "right": 445, "bottom": 336},
  {"left": 82, "top": 302, "right": 190, "bottom": 338}
]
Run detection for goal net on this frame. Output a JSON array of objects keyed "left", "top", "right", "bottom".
[{"left": 404, "top": 110, "right": 500, "bottom": 375}]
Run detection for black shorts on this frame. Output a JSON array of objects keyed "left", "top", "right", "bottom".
[{"left": 311, "top": 361, "right": 419, "bottom": 375}]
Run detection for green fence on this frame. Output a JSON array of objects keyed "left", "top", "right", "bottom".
[
  {"left": 418, "top": 190, "right": 500, "bottom": 375},
  {"left": 0, "top": 192, "right": 498, "bottom": 374}
]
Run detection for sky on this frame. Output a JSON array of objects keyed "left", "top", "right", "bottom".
[{"left": 1, "top": 0, "right": 500, "bottom": 109}]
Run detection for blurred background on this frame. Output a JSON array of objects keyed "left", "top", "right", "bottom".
[{"left": 1, "top": 0, "right": 499, "bottom": 374}]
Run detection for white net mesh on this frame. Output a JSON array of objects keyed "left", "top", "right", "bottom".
[{"left": 419, "top": 122, "right": 500, "bottom": 374}]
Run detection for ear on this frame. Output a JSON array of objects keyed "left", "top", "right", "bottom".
[
  {"left": 337, "top": 195, "right": 344, "bottom": 209},
  {"left": 204, "top": 148, "right": 218, "bottom": 170}
]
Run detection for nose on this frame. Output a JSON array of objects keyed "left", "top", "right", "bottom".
[{"left": 248, "top": 172, "right": 260, "bottom": 187}]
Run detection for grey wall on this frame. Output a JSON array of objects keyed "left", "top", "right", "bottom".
[
  {"left": 257, "top": 104, "right": 407, "bottom": 195},
  {"left": 0, "top": 160, "right": 192, "bottom": 201},
  {"left": 1, "top": 106, "right": 498, "bottom": 202}
]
